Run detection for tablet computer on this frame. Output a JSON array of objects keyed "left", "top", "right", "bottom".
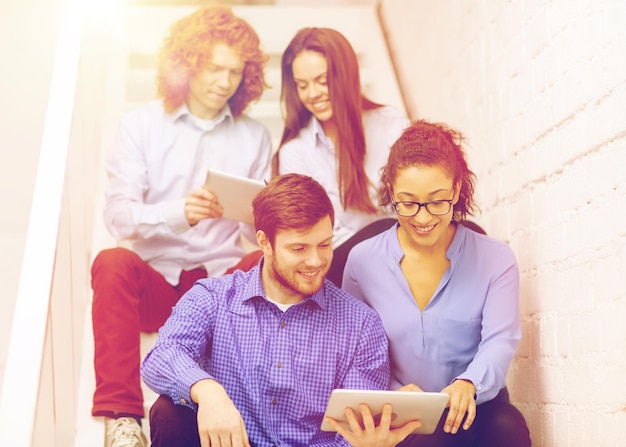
[
  {"left": 204, "top": 169, "right": 265, "bottom": 226},
  {"left": 321, "top": 389, "right": 448, "bottom": 435}
]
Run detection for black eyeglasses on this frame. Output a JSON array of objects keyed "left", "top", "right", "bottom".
[{"left": 391, "top": 199, "right": 454, "bottom": 217}]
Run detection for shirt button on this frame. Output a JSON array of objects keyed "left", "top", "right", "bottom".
[
  {"left": 277, "top": 362, "right": 282, "bottom": 368},
  {"left": 280, "top": 322, "right": 286, "bottom": 328},
  {"left": 180, "top": 398, "right": 187, "bottom": 404},
  {"left": 476, "top": 385, "right": 482, "bottom": 391},
  {"left": 271, "top": 399, "right": 277, "bottom": 405}
]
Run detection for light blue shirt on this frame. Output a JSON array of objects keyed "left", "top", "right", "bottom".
[
  {"left": 278, "top": 106, "right": 409, "bottom": 247},
  {"left": 103, "top": 100, "right": 272, "bottom": 284},
  {"left": 342, "top": 223, "right": 521, "bottom": 405},
  {"left": 141, "top": 263, "right": 390, "bottom": 447}
]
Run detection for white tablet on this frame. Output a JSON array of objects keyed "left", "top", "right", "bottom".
[
  {"left": 321, "top": 389, "right": 448, "bottom": 435},
  {"left": 204, "top": 169, "right": 265, "bottom": 226}
]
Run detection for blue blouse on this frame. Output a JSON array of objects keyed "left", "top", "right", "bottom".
[{"left": 342, "top": 223, "right": 521, "bottom": 405}]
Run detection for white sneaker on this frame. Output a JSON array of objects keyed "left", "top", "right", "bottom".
[{"left": 104, "top": 417, "right": 148, "bottom": 447}]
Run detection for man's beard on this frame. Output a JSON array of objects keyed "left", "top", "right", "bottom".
[{"left": 268, "top": 254, "right": 328, "bottom": 298}]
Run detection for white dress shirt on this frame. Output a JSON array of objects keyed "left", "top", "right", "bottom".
[
  {"left": 104, "top": 100, "right": 272, "bottom": 284},
  {"left": 278, "top": 106, "right": 409, "bottom": 247}
]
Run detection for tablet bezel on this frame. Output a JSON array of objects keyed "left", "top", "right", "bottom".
[
  {"left": 204, "top": 169, "right": 265, "bottom": 225},
  {"left": 321, "top": 389, "right": 448, "bottom": 435}
]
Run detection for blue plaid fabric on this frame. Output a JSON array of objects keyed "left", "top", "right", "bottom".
[{"left": 141, "top": 264, "right": 390, "bottom": 447}]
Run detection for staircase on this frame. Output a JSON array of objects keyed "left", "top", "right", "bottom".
[{"left": 8, "top": 3, "right": 404, "bottom": 446}]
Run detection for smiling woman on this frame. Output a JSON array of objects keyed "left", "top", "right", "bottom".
[
  {"left": 292, "top": 50, "right": 334, "bottom": 123},
  {"left": 273, "top": 27, "right": 410, "bottom": 286},
  {"left": 342, "top": 120, "right": 532, "bottom": 447}
]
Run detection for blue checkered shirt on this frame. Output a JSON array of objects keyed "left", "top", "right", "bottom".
[{"left": 141, "top": 264, "right": 390, "bottom": 446}]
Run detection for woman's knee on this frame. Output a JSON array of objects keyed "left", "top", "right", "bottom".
[{"left": 477, "top": 401, "right": 531, "bottom": 447}]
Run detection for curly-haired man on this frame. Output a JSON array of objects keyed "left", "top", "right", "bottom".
[{"left": 90, "top": 6, "right": 271, "bottom": 447}]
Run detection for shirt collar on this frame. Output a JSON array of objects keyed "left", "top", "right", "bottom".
[
  {"left": 299, "top": 116, "right": 332, "bottom": 148},
  {"left": 445, "top": 221, "right": 464, "bottom": 259},
  {"left": 386, "top": 223, "right": 404, "bottom": 262},
  {"left": 387, "top": 220, "right": 465, "bottom": 262},
  {"left": 170, "top": 103, "right": 190, "bottom": 122},
  {"left": 236, "top": 260, "right": 325, "bottom": 311},
  {"left": 170, "top": 103, "right": 234, "bottom": 130},
  {"left": 240, "top": 264, "right": 266, "bottom": 303}
]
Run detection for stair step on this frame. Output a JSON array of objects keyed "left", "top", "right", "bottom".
[{"left": 123, "top": 5, "right": 379, "bottom": 56}]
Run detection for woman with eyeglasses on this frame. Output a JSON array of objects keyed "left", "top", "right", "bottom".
[
  {"left": 342, "top": 120, "right": 531, "bottom": 447},
  {"left": 273, "top": 27, "right": 409, "bottom": 286}
]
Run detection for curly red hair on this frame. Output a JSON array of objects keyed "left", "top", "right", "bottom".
[
  {"left": 379, "top": 120, "right": 477, "bottom": 222},
  {"left": 156, "top": 5, "right": 267, "bottom": 117}
]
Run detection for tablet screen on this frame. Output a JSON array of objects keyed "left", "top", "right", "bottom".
[
  {"left": 204, "top": 169, "right": 265, "bottom": 225},
  {"left": 321, "top": 389, "right": 448, "bottom": 435}
]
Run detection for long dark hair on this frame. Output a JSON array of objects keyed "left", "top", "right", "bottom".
[{"left": 274, "top": 27, "right": 381, "bottom": 213}]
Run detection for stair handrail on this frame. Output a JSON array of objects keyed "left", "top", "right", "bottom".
[{"left": 0, "top": 0, "right": 86, "bottom": 444}]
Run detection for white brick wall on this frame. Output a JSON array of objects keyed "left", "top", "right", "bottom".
[{"left": 380, "top": 0, "right": 626, "bottom": 445}]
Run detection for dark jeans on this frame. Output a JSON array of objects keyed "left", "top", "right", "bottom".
[
  {"left": 326, "top": 218, "right": 397, "bottom": 287},
  {"left": 151, "top": 388, "right": 530, "bottom": 447},
  {"left": 398, "top": 388, "right": 531, "bottom": 447},
  {"left": 150, "top": 394, "right": 262, "bottom": 447},
  {"left": 150, "top": 395, "right": 201, "bottom": 447}
]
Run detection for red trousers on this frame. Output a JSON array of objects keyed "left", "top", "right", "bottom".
[{"left": 90, "top": 247, "right": 262, "bottom": 418}]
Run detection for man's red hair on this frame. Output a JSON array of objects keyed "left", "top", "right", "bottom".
[{"left": 156, "top": 6, "right": 267, "bottom": 117}]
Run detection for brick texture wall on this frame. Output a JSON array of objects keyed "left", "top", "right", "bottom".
[{"left": 379, "top": 0, "right": 626, "bottom": 445}]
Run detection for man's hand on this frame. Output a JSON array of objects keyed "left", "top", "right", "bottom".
[
  {"left": 185, "top": 188, "right": 224, "bottom": 226},
  {"left": 396, "top": 383, "right": 424, "bottom": 393},
  {"left": 326, "top": 403, "right": 420, "bottom": 447},
  {"left": 190, "top": 379, "right": 250, "bottom": 447},
  {"left": 440, "top": 379, "right": 476, "bottom": 434}
]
